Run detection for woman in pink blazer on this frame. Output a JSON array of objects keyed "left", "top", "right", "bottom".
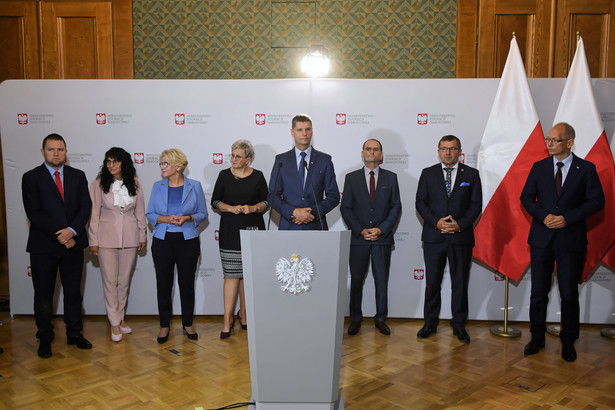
[{"left": 89, "top": 147, "right": 147, "bottom": 342}]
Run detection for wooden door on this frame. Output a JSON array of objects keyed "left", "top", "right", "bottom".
[
  {"left": 457, "top": 0, "right": 552, "bottom": 78},
  {"left": 0, "top": 1, "right": 40, "bottom": 82},
  {"left": 41, "top": 1, "right": 113, "bottom": 78},
  {"left": 552, "top": 0, "right": 615, "bottom": 77}
]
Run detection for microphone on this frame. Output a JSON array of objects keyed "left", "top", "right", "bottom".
[
  {"left": 304, "top": 161, "right": 324, "bottom": 230},
  {"left": 267, "top": 162, "right": 283, "bottom": 230}
]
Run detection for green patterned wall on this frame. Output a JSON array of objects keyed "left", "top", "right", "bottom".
[{"left": 133, "top": 1, "right": 457, "bottom": 79}]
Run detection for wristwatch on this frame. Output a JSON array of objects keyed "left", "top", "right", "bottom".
[{"left": 290, "top": 214, "right": 295, "bottom": 221}]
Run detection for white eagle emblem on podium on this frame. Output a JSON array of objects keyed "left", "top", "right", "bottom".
[{"left": 275, "top": 254, "right": 314, "bottom": 294}]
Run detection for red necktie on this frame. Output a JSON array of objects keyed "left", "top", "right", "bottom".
[
  {"left": 369, "top": 171, "right": 375, "bottom": 202},
  {"left": 54, "top": 171, "right": 64, "bottom": 200},
  {"left": 555, "top": 162, "right": 563, "bottom": 196}
]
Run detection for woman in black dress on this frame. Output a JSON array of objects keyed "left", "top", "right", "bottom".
[{"left": 211, "top": 140, "right": 268, "bottom": 339}]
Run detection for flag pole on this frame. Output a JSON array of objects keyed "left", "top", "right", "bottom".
[{"left": 490, "top": 274, "right": 521, "bottom": 337}]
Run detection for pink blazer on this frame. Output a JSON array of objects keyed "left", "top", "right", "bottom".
[{"left": 88, "top": 177, "right": 147, "bottom": 248}]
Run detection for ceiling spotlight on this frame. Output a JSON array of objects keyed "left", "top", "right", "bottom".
[{"left": 301, "top": 45, "right": 330, "bottom": 77}]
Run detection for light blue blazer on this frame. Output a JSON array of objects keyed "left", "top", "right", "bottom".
[{"left": 146, "top": 176, "right": 208, "bottom": 240}]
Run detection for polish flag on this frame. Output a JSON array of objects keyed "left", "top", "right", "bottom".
[
  {"left": 553, "top": 37, "right": 615, "bottom": 283},
  {"left": 473, "top": 37, "right": 547, "bottom": 281},
  {"left": 601, "top": 131, "right": 615, "bottom": 272}
]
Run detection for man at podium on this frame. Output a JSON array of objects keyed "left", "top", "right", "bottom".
[
  {"left": 268, "top": 114, "right": 340, "bottom": 230},
  {"left": 341, "top": 139, "right": 402, "bottom": 336}
]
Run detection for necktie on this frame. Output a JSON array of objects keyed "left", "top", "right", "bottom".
[
  {"left": 299, "top": 152, "right": 307, "bottom": 188},
  {"left": 369, "top": 170, "right": 375, "bottom": 202},
  {"left": 54, "top": 171, "right": 64, "bottom": 200},
  {"left": 555, "top": 161, "right": 564, "bottom": 196},
  {"left": 445, "top": 168, "right": 453, "bottom": 197}
]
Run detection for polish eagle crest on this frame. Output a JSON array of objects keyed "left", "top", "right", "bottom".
[{"left": 275, "top": 254, "right": 314, "bottom": 294}]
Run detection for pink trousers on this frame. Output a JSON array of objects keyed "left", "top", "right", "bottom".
[{"left": 98, "top": 247, "right": 138, "bottom": 326}]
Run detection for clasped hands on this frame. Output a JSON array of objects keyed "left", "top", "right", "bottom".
[
  {"left": 361, "top": 227, "right": 383, "bottom": 241},
  {"left": 160, "top": 215, "right": 191, "bottom": 226},
  {"left": 543, "top": 214, "right": 567, "bottom": 229},
  {"left": 292, "top": 207, "right": 314, "bottom": 225},
  {"left": 229, "top": 205, "right": 259, "bottom": 215},
  {"left": 55, "top": 228, "right": 75, "bottom": 249},
  {"left": 436, "top": 215, "right": 460, "bottom": 234}
]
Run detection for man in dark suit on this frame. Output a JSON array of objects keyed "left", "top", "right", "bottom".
[
  {"left": 521, "top": 122, "right": 604, "bottom": 362},
  {"left": 341, "top": 139, "right": 401, "bottom": 335},
  {"left": 268, "top": 114, "right": 340, "bottom": 230},
  {"left": 415, "top": 135, "right": 482, "bottom": 343},
  {"left": 22, "top": 133, "right": 93, "bottom": 358}
]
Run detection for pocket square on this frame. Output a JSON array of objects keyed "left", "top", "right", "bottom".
[{"left": 460, "top": 182, "right": 470, "bottom": 187}]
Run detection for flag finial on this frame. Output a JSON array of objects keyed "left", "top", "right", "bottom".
[{"left": 512, "top": 32, "right": 516, "bottom": 38}]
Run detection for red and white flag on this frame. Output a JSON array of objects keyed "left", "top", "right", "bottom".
[
  {"left": 473, "top": 37, "right": 547, "bottom": 281},
  {"left": 601, "top": 130, "right": 615, "bottom": 272},
  {"left": 553, "top": 37, "right": 615, "bottom": 282}
]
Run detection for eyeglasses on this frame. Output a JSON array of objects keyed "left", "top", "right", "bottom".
[
  {"left": 158, "top": 162, "right": 171, "bottom": 168},
  {"left": 106, "top": 159, "right": 120, "bottom": 166},
  {"left": 544, "top": 138, "right": 571, "bottom": 144},
  {"left": 438, "top": 147, "right": 459, "bottom": 152},
  {"left": 231, "top": 154, "right": 244, "bottom": 160}
]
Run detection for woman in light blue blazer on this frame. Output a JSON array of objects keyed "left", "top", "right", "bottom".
[{"left": 146, "top": 148, "right": 208, "bottom": 344}]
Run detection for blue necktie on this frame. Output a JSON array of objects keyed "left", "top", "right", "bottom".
[{"left": 299, "top": 152, "right": 307, "bottom": 188}]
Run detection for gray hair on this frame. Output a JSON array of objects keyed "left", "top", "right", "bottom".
[{"left": 231, "top": 139, "right": 255, "bottom": 161}]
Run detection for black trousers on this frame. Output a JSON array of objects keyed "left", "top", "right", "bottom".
[
  {"left": 349, "top": 244, "right": 392, "bottom": 323},
  {"left": 152, "top": 233, "right": 200, "bottom": 328},
  {"left": 30, "top": 249, "right": 85, "bottom": 341},
  {"left": 422, "top": 241, "right": 472, "bottom": 327},
  {"left": 530, "top": 243, "right": 584, "bottom": 344}
]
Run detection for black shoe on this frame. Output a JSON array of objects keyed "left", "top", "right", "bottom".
[
  {"left": 417, "top": 323, "right": 437, "bottom": 339},
  {"left": 183, "top": 326, "right": 198, "bottom": 341},
  {"left": 38, "top": 339, "right": 52, "bottom": 358},
  {"left": 348, "top": 321, "right": 361, "bottom": 336},
  {"left": 375, "top": 321, "right": 390, "bottom": 335},
  {"left": 220, "top": 317, "right": 235, "bottom": 339},
  {"left": 561, "top": 343, "right": 577, "bottom": 362},
  {"left": 157, "top": 327, "right": 170, "bottom": 344},
  {"left": 67, "top": 334, "right": 92, "bottom": 350},
  {"left": 523, "top": 338, "right": 545, "bottom": 356},
  {"left": 237, "top": 310, "right": 247, "bottom": 330},
  {"left": 453, "top": 326, "right": 471, "bottom": 343}
]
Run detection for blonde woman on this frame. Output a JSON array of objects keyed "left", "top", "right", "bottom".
[{"left": 146, "top": 148, "right": 208, "bottom": 344}]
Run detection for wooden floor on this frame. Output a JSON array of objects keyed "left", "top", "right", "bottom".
[{"left": 0, "top": 315, "right": 614, "bottom": 409}]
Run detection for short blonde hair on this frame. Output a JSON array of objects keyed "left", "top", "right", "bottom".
[{"left": 161, "top": 148, "right": 188, "bottom": 173}]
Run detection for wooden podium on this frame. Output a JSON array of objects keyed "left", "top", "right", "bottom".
[{"left": 240, "top": 230, "right": 351, "bottom": 410}]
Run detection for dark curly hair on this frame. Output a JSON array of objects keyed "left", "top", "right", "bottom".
[{"left": 98, "top": 147, "right": 137, "bottom": 196}]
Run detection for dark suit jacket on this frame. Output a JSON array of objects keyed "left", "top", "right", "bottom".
[
  {"left": 268, "top": 148, "right": 340, "bottom": 230},
  {"left": 22, "top": 163, "right": 92, "bottom": 253},
  {"left": 415, "top": 163, "right": 482, "bottom": 245},
  {"left": 520, "top": 153, "right": 604, "bottom": 251},
  {"left": 341, "top": 167, "right": 402, "bottom": 246}
]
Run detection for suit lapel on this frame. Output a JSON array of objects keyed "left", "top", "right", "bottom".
[{"left": 560, "top": 154, "right": 582, "bottom": 197}]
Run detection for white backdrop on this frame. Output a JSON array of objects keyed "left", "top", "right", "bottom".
[{"left": 1, "top": 79, "right": 614, "bottom": 324}]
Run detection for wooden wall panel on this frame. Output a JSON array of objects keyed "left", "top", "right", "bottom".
[
  {"left": 0, "top": 1, "right": 39, "bottom": 82},
  {"left": 456, "top": 0, "right": 479, "bottom": 77},
  {"left": 553, "top": 0, "right": 615, "bottom": 77},
  {"left": 476, "top": 0, "right": 551, "bottom": 78},
  {"left": 41, "top": 2, "right": 113, "bottom": 78}
]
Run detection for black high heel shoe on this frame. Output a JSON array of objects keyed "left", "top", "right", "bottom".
[
  {"left": 157, "top": 327, "right": 170, "bottom": 344},
  {"left": 220, "top": 317, "right": 236, "bottom": 339},
  {"left": 182, "top": 326, "right": 198, "bottom": 340},
  {"left": 237, "top": 310, "right": 247, "bottom": 330}
]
